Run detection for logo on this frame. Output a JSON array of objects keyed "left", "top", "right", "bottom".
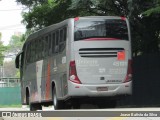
[
  {"left": 1, "top": 112, "right": 42, "bottom": 118},
  {"left": 99, "top": 68, "right": 106, "bottom": 73},
  {"left": 2, "top": 112, "right": 11, "bottom": 118}
]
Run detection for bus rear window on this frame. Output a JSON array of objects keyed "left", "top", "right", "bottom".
[{"left": 74, "top": 19, "right": 128, "bottom": 41}]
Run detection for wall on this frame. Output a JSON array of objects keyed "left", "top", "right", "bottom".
[
  {"left": 118, "top": 53, "right": 160, "bottom": 107},
  {"left": 0, "top": 86, "right": 21, "bottom": 105}
]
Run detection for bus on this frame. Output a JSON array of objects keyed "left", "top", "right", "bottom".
[{"left": 15, "top": 16, "right": 132, "bottom": 110}]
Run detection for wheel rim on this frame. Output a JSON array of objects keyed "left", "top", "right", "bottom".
[{"left": 53, "top": 90, "right": 57, "bottom": 107}]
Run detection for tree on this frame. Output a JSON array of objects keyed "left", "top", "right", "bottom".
[
  {"left": 17, "top": 0, "right": 160, "bottom": 55},
  {"left": 0, "top": 32, "right": 6, "bottom": 66},
  {"left": 17, "top": 0, "right": 95, "bottom": 30},
  {"left": 3, "top": 60, "right": 18, "bottom": 77},
  {"left": 129, "top": 0, "right": 160, "bottom": 55},
  {"left": 3, "top": 34, "right": 24, "bottom": 78},
  {"left": 8, "top": 34, "right": 24, "bottom": 53}
]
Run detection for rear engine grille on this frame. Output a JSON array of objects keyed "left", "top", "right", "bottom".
[{"left": 79, "top": 48, "right": 124, "bottom": 58}]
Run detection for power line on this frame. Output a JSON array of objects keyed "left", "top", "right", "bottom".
[
  {"left": 0, "top": 9, "right": 23, "bottom": 12},
  {"left": 0, "top": 27, "right": 25, "bottom": 30},
  {"left": 0, "top": 24, "right": 25, "bottom": 30},
  {"left": 0, "top": 24, "right": 23, "bottom": 28}
]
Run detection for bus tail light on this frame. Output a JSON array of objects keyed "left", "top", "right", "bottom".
[
  {"left": 74, "top": 17, "right": 79, "bottom": 21},
  {"left": 69, "top": 61, "right": 82, "bottom": 84},
  {"left": 124, "top": 59, "right": 132, "bottom": 83},
  {"left": 121, "top": 16, "right": 126, "bottom": 21}
]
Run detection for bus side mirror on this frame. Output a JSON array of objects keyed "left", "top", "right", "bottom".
[
  {"left": 15, "top": 54, "right": 20, "bottom": 68},
  {"left": 15, "top": 51, "right": 23, "bottom": 68}
]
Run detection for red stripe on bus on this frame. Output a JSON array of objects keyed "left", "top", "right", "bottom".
[{"left": 46, "top": 60, "right": 51, "bottom": 100}]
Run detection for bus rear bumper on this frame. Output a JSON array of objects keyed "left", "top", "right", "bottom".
[{"left": 67, "top": 81, "right": 132, "bottom": 97}]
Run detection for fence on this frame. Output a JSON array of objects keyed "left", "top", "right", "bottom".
[
  {"left": 0, "top": 77, "right": 21, "bottom": 105},
  {"left": 0, "top": 77, "right": 20, "bottom": 87}
]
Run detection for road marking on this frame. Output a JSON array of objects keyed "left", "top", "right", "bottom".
[
  {"left": 48, "top": 117, "right": 64, "bottom": 120},
  {"left": 109, "top": 117, "right": 127, "bottom": 120}
]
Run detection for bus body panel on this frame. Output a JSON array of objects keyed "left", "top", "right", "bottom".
[
  {"left": 74, "top": 40, "right": 131, "bottom": 84},
  {"left": 68, "top": 81, "right": 132, "bottom": 96}
]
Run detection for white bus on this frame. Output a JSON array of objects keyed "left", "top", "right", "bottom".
[{"left": 15, "top": 16, "right": 132, "bottom": 110}]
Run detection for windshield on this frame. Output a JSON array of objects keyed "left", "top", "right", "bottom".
[{"left": 74, "top": 19, "right": 128, "bottom": 41}]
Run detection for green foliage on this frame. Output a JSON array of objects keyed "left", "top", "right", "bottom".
[
  {"left": 15, "top": 70, "right": 20, "bottom": 78},
  {"left": 19, "top": 0, "right": 96, "bottom": 30},
  {"left": 16, "top": 0, "right": 46, "bottom": 7},
  {"left": 5, "top": 35, "right": 24, "bottom": 78},
  {"left": 0, "top": 33, "right": 7, "bottom": 65},
  {"left": 0, "top": 32, "right": 1, "bottom": 40},
  {"left": 17, "top": 0, "right": 131, "bottom": 30},
  {"left": 120, "top": 0, "right": 160, "bottom": 55},
  {"left": 143, "top": 7, "right": 160, "bottom": 16},
  {"left": 17, "top": 0, "right": 160, "bottom": 55},
  {"left": 70, "top": 0, "right": 129, "bottom": 16},
  {"left": 8, "top": 34, "right": 24, "bottom": 52}
]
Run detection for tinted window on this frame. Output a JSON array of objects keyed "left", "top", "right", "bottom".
[
  {"left": 60, "top": 29, "right": 64, "bottom": 42},
  {"left": 49, "top": 34, "right": 51, "bottom": 55},
  {"left": 55, "top": 30, "right": 59, "bottom": 53},
  {"left": 74, "top": 19, "right": 128, "bottom": 41},
  {"left": 31, "top": 41, "right": 36, "bottom": 62},
  {"left": 64, "top": 27, "right": 67, "bottom": 41},
  {"left": 52, "top": 32, "right": 56, "bottom": 54},
  {"left": 26, "top": 43, "right": 31, "bottom": 64},
  {"left": 59, "top": 27, "right": 67, "bottom": 52},
  {"left": 38, "top": 39, "right": 42, "bottom": 59}
]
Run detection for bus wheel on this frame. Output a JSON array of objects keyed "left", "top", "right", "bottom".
[
  {"left": 30, "top": 103, "right": 42, "bottom": 111},
  {"left": 53, "top": 87, "right": 64, "bottom": 110},
  {"left": 28, "top": 93, "right": 42, "bottom": 111}
]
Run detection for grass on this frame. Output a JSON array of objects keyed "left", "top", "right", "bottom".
[{"left": 0, "top": 104, "right": 22, "bottom": 108}]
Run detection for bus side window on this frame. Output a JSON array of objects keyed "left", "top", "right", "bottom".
[
  {"left": 27, "top": 43, "right": 31, "bottom": 64},
  {"left": 52, "top": 32, "right": 56, "bottom": 54},
  {"left": 55, "top": 30, "right": 59, "bottom": 53},
  {"left": 59, "top": 27, "right": 66, "bottom": 52},
  {"left": 37, "top": 39, "right": 40, "bottom": 59},
  {"left": 64, "top": 27, "right": 67, "bottom": 41},
  {"left": 49, "top": 34, "right": 52, "bottom": 56},
  {"left": 35, "top": 39, "right": 38, "bottom": 61},
  {"left": 60, "top": 29, "right": 64, "bottom": 43},
  {"left": 45, "top": 36, "right": 49, "bottom": 57},
  {"left": 31, "top": 40, "right": 36, "bottom": 62},
  {"left": 26, "top": 44, "right": 28, "bottom": 64},
  {"left": 42, "top": 37, "right": 45, "bottom": 58},
  {"left": 39, "top": 39, "right": 42, "bottom": 60}
]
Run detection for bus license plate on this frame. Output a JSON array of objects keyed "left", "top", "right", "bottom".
[{"left": 97, "top": 87, "right": 108, "bottom": 91}]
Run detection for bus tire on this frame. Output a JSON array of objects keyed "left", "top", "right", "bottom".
[
  {"left": 28, "top": 92, "right": 42, "bottom": 111},
  {"left": 53, "top": 87, "right": 64, "bottom": 110},
  {"left": 30, "top": 103, "right": 42, "bottom": 111}
]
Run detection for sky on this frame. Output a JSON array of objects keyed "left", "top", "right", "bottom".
[{"left": 0, "top": 0, "right": 26, "bottom": 46}]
